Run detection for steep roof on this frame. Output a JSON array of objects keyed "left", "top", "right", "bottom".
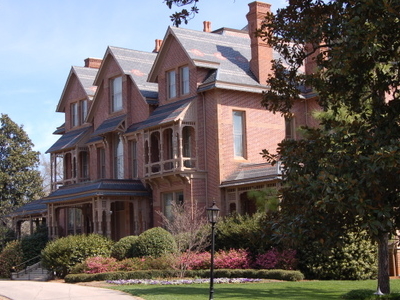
[
  {"left": 94, "top": 46, "right": 158, "bottom": 100},
  {"left": 46, "top": 126, "right": 91, "bottom": 153},
  {"left": 149, "top": 26, "right": 266, "bottom": 93},
  {"left": 56, "top": 66, "right": 98, "bottom": 112},
  {"left": 220, "top": 162, "right": 282, "bottom": 187}
]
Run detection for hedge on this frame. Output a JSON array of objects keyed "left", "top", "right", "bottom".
[{"left": 64, "top": 268, "right": 304, "bottom": 283}]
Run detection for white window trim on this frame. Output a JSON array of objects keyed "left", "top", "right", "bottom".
[
  {"left": 167, "top": 70, "right": 176, "bottom": 99},
  {"left": 111, "top": 76, "right": 123, "bottom": 112},
  {"left": 180, "top": 66, "right": 189, "bottom": 95},
  {"left": 233, "top": 110, "right": 246, "bottom": 159}
]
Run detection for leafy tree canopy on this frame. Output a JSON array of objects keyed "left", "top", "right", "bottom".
[
  {"left": 260, "top": 0, "right": 400, "bottom": 293},
  {"left": 164, "top": 0, "right": 199, "bottom": 27},
  {"left": 0, "top": 114, "right": 44, "bottom": 217}
]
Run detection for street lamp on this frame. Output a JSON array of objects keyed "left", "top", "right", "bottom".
[{"left": 207, "top": 200, "right": 220, "bottom": 300}]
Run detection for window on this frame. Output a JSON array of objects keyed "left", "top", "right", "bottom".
[
  {"left": 111, "top": 76, "right": 123, "bottom": 112},
  {"left": 163, "top": 129, "right": 174, "bottom": 170},
  {"left": 114, "top": 135, "right": 124, "bottom": 179},
  {"left": 183, "top": 126, "right": 195, "bottom": 168},
  {"left": 71, "top": 103, "right": 78, "bottom": 127},
  {"left": 80, "top": 100, "right": 88, "bottom": 124},
  {"left": 80, "top": 151, "right": 89, "bottom": 180},
  {"left": 167, "top": 70, "right": 176, "bottom": 99},
  {"left": 180, "top": 66, "right": 189, "bottom": 95},
  {"left": 163, "top": 191, "right": 184, "bottom": 221},
  {"left": 98, "top": 148, "right": 106, "bottom": 179},
  {"left": 285, "top": 116, "right": 295, "bottom": 140},
  {"left": 131, "top": 140, "right": 138, "bottom": 178},
  {"left": 233, "top": 111, "right": 246, "bottom": 158}
]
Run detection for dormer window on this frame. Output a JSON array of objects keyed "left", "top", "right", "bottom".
[
  {"left": 180, "top": 66, "right": 189, "bottom": 95},
  {"left": 71, "top": 102, "right": 78, "bottom": 127},
  {"left": 167, "top": 70, "right": 176, "bottom": 99},
  {"left": 81, "top": 99, "right": 88, "bottom": 124},
  {"left": 111, "top": 76, "right": 123, "bottom": 112}
]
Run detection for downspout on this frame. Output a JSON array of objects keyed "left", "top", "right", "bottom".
[{"left": 202, "top": 92, "right": 208, "bottom": 204}]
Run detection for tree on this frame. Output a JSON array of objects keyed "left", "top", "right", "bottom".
[
  {"left": 40, "top": 153, "right": 62, "bottom": 196},
  {"left": 0, "top": 114, "right": 44, "bottom": 218},
  {"left": 259, "top": 0, "right": 400, "bottom": 294},
  {"left": 157, "top": 200, "right": 210, "bottom": 276},
  {"left": 164, "top": 0, "right": 199, "bottom": 27}
]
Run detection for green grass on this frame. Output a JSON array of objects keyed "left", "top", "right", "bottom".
[{"left": 110, "top": 279, "right": 400, "bottom": 300}]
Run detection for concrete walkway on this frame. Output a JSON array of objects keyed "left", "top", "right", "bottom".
[{"left": 0, "top": 280, "right": 142, "bottom": 300}]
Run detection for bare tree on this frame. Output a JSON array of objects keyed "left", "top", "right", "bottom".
[{"left": 157, "top": 200, "right": 210, "bottom": 276}]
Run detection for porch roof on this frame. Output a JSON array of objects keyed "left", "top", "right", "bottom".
[
  {"left": 10, "top": 199, "right": 47, "bottom": 218},
  {"left": 220, "top": 163, "right": 282, "bottom": 188},
  {"left": 128, "top": 97, "right": 194, "bottom": 132},
  {"left": 46, "top": 126, "right": 91, "bottom": 153},
  {"left": 43, "top": 179, "right": 149, "bottom": 204}
]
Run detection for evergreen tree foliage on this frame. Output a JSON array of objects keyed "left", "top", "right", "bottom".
[
  {"left": 0, "top": 114, "right": 44, "bottom": 217},
  {"left": 259, "top": 0, "right": 400, "bottom": 293}
]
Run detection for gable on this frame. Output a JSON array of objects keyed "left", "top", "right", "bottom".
[{"left": 56, "top": 66, "right": 97, "bottom": 113}]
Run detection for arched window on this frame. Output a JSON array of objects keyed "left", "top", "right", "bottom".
[{"left": 114, "top": 135, "right": 124, "bottom": 179}]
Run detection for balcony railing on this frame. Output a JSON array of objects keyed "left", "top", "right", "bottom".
[{"left": 145, "top": 157, "right": 197, "bottom": 177}]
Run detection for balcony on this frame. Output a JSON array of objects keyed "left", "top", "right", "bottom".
[{"left": 145, "top": 156, "right": 197, "bottom": 177}]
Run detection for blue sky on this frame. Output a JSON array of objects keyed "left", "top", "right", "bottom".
[{"left": 0, "top": 0, "right": 285, "bottom": 156}]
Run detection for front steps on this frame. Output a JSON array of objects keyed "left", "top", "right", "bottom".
[{"left": 11, "top": 261, "right": 53, "bottom": 281}]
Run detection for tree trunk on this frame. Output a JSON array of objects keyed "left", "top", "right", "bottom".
[{"left": 377, "top": 232, "right": 390, "bottom": 294}]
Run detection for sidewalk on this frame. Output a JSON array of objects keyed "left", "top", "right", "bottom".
[{"left": 0, "top": 280, "right": 142, "bottom": 300}]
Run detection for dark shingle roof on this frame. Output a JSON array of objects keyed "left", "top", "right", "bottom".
[
  {"left": 133, "top": 97, "right": 194, "bottom": 131},
  {"left": 73, "top": 66, "right": 98, "bottom": 98},
  {"left": 91, "top": 114, "right": 126, "bottom": 137},
  {"left": 169, "top": 27, "right": 262, "bottom": 91},
  {"left": 43, "top": 179, "right": 149, "bottom": 204},
  {"left": 220, "top": 163, "right": 282, "bottom": 187},
  {"left": 46, "top": 126, "right": 91, "bottom": 153},
  {"left": 10, "top": 199, "right": 47, "bottom": 217}
]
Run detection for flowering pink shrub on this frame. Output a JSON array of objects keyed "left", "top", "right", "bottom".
[
  {"left": 214, "top": 249, "right": 251, "bottom": 269},
  {"left": 178, "top": 249, "right": 251, "bottom": 270},
  {"left": 84, "top": 256, "right": 119, "bottom": 274},
  {"left": 255, "top": 248, "right": 297, "bottom": 270},
  {"left": 255, "top": 248, "right": 279, "bottom": 269},
  {"left": 178, "top": 251, "right": 211, "bottom": 270}
]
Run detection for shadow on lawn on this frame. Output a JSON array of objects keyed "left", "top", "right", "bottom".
[{"left": 122, "top": 285, "right": 339, "bottom": 300}]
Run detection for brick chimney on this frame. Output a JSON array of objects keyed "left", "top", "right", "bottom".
[
  {"left": 153, "top": 39, "right": 163, "bottom": 53},
  {"left": 84, "top": 57, "right": 102, "bottom": 69},
  {"left": 203, "top": 21, "right": 212, "bottom": 32},
  {"left": 246, "top": 1, "right": 273, "bottom": 85}
]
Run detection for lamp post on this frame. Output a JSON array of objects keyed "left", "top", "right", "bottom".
[{"left": 207, "top": 201, "right": 220, "bottom": 300}]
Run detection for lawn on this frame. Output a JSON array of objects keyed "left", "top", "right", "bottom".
[{"left": 110, "top": 279, "right": 400, "bottom": 300}]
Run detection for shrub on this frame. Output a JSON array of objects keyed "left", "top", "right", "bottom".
[
  {"left": 21, "top": 224, "right": 48, "bottom": 264},
  {"left": 135, "top": 227, "right": 176, "bottom": 258},
  {"left": 178, "top": 249, "right": 251, "bottom": 270},
  {"left": 255, "top": 248, "right": 297, "bottom": 270},
  {"left": 64, "top": 268, "right": 304, "bottom": 283},
  {"left": 214, "top": 249, "right": 251, "bottom": 269},
  {"left": 41, "top": 234, "right": 113, "bottom": 278},
  {"left": 82, "top": 256, "right": 119, "bottom": 274},
  {"left": 111, "top": 235, "right": 139, "bottom": 260},
  {"left": 178, "top": 251, "right": 210, "bottom": 270},
  {"left": 0, "top": 240, "right": 23, "bottom": 278},
  {"left": 298, "top": 231, "right": 377, "bottom": 280}
]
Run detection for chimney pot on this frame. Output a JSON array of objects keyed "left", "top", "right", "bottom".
[
  {"left": 84, "top": 58, "right": 102, "bottom": 69},
  {"left": 203, "top": 21, "right": 212, "bottom": 32}
]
